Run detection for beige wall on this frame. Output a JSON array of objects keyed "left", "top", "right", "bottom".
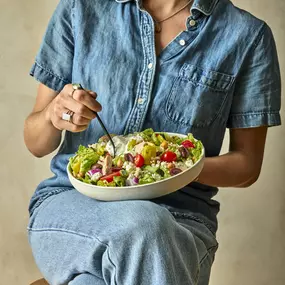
[{"left": 0, "top": 0, "right": 284, "bottom": 284}]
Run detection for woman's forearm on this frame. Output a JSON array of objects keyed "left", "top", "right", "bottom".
[
  {"left": 24, "top": 104, "right": 62, "bottom": 158},
  {"left": 24, "top": 84, "right": 102, "bottom": 158},
  {"left": 197, "top": 152, "right": 262, "bottom": 188}
]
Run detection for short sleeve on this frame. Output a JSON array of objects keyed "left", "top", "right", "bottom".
[
  {"left": 30, "top": 0, "right": 74, "bottom": 92},
  {"left": 227, "top": 23, "right": 282, "bottom": 129}
]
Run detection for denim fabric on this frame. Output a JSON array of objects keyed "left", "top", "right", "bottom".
[
  {"left": 29, "top": 0, "right": 281, "bottom": 240},
  {"left": 28, "top": 190, "right": 218, "bottom": 285}
]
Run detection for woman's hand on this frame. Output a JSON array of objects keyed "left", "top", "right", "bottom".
[{"left": 47, "top": 84, "right": 102, "bottom": 132}]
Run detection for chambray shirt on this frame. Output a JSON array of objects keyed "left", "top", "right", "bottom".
[{"left": 29, "top": 0, "right": 281, "bottom": 233}]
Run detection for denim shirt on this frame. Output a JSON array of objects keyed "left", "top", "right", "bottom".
[{"left": 29, "top": 0, "right": 281, "bottom": 232}]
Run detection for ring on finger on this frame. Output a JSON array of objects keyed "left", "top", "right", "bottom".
[
  {"left": 67, "top": 110, "right": 74, "bottom": 123},
  {"left": 62, "top": 110, "right": 74, "bottom": 123},
  {"left": 70, "top": 83, "right": 83, "bottom": 97}
]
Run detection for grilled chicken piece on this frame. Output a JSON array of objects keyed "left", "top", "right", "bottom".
[
  {"left": 102, "top": 154, "right": 112, "bottom": 175},
  {"left": 134, "top": 142, "right": 146, "bottom": 154}
]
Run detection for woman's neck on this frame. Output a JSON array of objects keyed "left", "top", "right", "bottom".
[
  {"left": 143, "top": 0, "right": 189, "bottom": 9},
  {"left": 143, "top": 0, "right": 192, "bottom": 19}
]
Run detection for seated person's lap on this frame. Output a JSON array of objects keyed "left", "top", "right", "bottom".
[{"left": 28, "top": 190, "right": 217, "bottom": 285}]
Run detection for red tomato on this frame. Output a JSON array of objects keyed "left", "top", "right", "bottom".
[
  {"left": 100, "top": 171, "right": 121, "bottom": 182},
  {"left": 181, "top": 140, "right": 195, "bottom": 148},
  {"left": 161, "top": 151, "right": 177, "bottom": 162},
  {"left": 134, "top": 154, "right": 145, "bottom": 168}
]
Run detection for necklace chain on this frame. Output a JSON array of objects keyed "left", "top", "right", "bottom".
[
  {"left": 155, "top": 0, "right": 193, "bottom": 23},
  {"left": 146, "top": 0, "right": 194, "bottom": 33}
]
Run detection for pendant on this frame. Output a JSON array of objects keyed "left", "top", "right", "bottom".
[{"left": 154, "top": 22, "right": 162, "bottom": 33}]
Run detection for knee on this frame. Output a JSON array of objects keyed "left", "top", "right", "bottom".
[{"left": 119, "top": 201, "right": 175, "bottom": 241}]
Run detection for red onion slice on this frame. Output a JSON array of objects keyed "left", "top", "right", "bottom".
[
  {"left": 133, "top": 177, "right": 139, "bottom": 184},
  {"left": 124, "top": 153, "right": 134, "bottom": 163},
  {"left": 87, "top": 168, "right": 102, "bottom": 177}
]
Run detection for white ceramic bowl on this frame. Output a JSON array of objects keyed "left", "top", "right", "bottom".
[{"left": 67, "top": 133, "right": 205, "bottom": 201}]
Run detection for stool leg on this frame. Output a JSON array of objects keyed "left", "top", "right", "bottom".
[{"left": 30, "top": 279, "right": 49, "bottom": 285}]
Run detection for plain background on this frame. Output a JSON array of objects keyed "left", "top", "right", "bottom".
[{"left": 0, "top": 0, "right": 284, "bottom": 284}]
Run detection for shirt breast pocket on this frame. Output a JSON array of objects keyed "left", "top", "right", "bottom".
[{"left": 165, "top": 64, "right": 235, "bottom": 128}]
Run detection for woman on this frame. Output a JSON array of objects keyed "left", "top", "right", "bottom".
[{"left": 24, "top": 0, "right": 281, "bottom": 284}]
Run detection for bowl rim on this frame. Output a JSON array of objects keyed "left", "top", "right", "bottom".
[{"left": 67, "top": 132, "right": 205, "bottom": 190}]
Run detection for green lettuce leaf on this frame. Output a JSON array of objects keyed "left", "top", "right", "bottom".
[
  {"left": 97, "top": 180, "right": 116, "bottom": 187},
  {"left": 70, "top": 145, "right": 100, "bottom": 176},
  {"left": 113, "top": 176, "right": 126, "bottom": 187},
  {"left": 191, "top": 140, "right": 203, "bottom": 163},
  {"left": 142, "top": 128, "right": 154, "bottom": 136},
  {"left": 139, "top": 173, "right": 155, "bottom": 185}
]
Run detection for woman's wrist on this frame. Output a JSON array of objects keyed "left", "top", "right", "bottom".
[
  {"left": 43, "top": 102, "right": 54, "bottom": 125},
  {"left": 43, "top": 101, "right": 63, "bottom": 133}
]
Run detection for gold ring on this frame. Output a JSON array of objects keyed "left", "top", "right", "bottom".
[{"left": 70, "top": 83, "right": 83, "bottom": 97}]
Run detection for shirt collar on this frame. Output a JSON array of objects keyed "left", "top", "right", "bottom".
[
  {"left": 191, "top": 0, "right": 219, "bottom": 16},
  {"left": 115, "top": 0, "right": 219, "bottom": 16}
]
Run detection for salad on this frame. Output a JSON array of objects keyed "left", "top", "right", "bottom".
[{"left": 69, "top": 128, "right": 203, "bottom": 187}]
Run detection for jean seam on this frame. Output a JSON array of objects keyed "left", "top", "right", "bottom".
[
  {"left": 229, "top": 110, "right": 280, "bottom": 117},
  {"left": 28, "top": 228, "right": 118, "bottom": 284},
  {"left": 28, "top": 195, "right": 60, "bottom": 229},
  {"left": 71, "top": 272, "right": 104, "bottom": 282},
  {"left": 105, "top": 245, "right": 118, "bottom": 285},
  {"left": 71, "top": 0, "right": 76, "bottom": 38},
  {"left": 227, "top": 112, "right": 281, "bottom": 128},
  {"left": 195, "top": 0, "right": 217, "bottom": 15},
  {"left": 34, "top": 61, "right": 69, "bottom": 83},
  {"left": 171, "top": 212, "right": 216, "bottom": 235},
  {"left": 194, "top": 245, "right": 218, "bottom": 284},
  {"left": 198, "top": 245, "right": 218, "bottom": 266},
  {"left": 29, "top": 188, "right": 73, "bottom": 217},
  {"left": 28, "top": 228, "right": 105, "bottom": 242}
]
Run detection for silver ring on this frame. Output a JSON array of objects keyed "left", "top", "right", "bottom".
[
  {"left": 62, "top": 110, "right": 74, "bottom": 123},
  {"left": 70, "top": 83, "right": 83, "bottom": 97}
]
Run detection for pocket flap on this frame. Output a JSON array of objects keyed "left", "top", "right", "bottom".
[{"left": 179, "top": 64, "right": 234, "bottom": 92}]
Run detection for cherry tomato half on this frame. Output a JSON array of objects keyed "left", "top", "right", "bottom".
[
  {"left": 100, "top": 171, "right": 121, "bottom": 182},
  {"left": 134, "top": 154, "right": 145, "bottom": 168},
  {"left": 161, "top": 151, "right": 177, "bottom": 162},
  {"left": 181, "top": 140, "right": 195, "bottom": 148}
]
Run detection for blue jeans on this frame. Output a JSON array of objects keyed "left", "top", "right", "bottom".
[{"left": 28, "top": 190, "right": 218, "bottom": 285}]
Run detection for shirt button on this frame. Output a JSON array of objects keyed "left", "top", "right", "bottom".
[
  {"left": 148, "top": 63, "right": 153, "bottom": 69},
  {"left": 137, "top": 98, "right": 144, "bottom": 104},
  {"left": 189, "top": 19, "right": 196, "bottom": 27},
  {"left": 179, "top": 39, "right": 186, "bottom": 46}
]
